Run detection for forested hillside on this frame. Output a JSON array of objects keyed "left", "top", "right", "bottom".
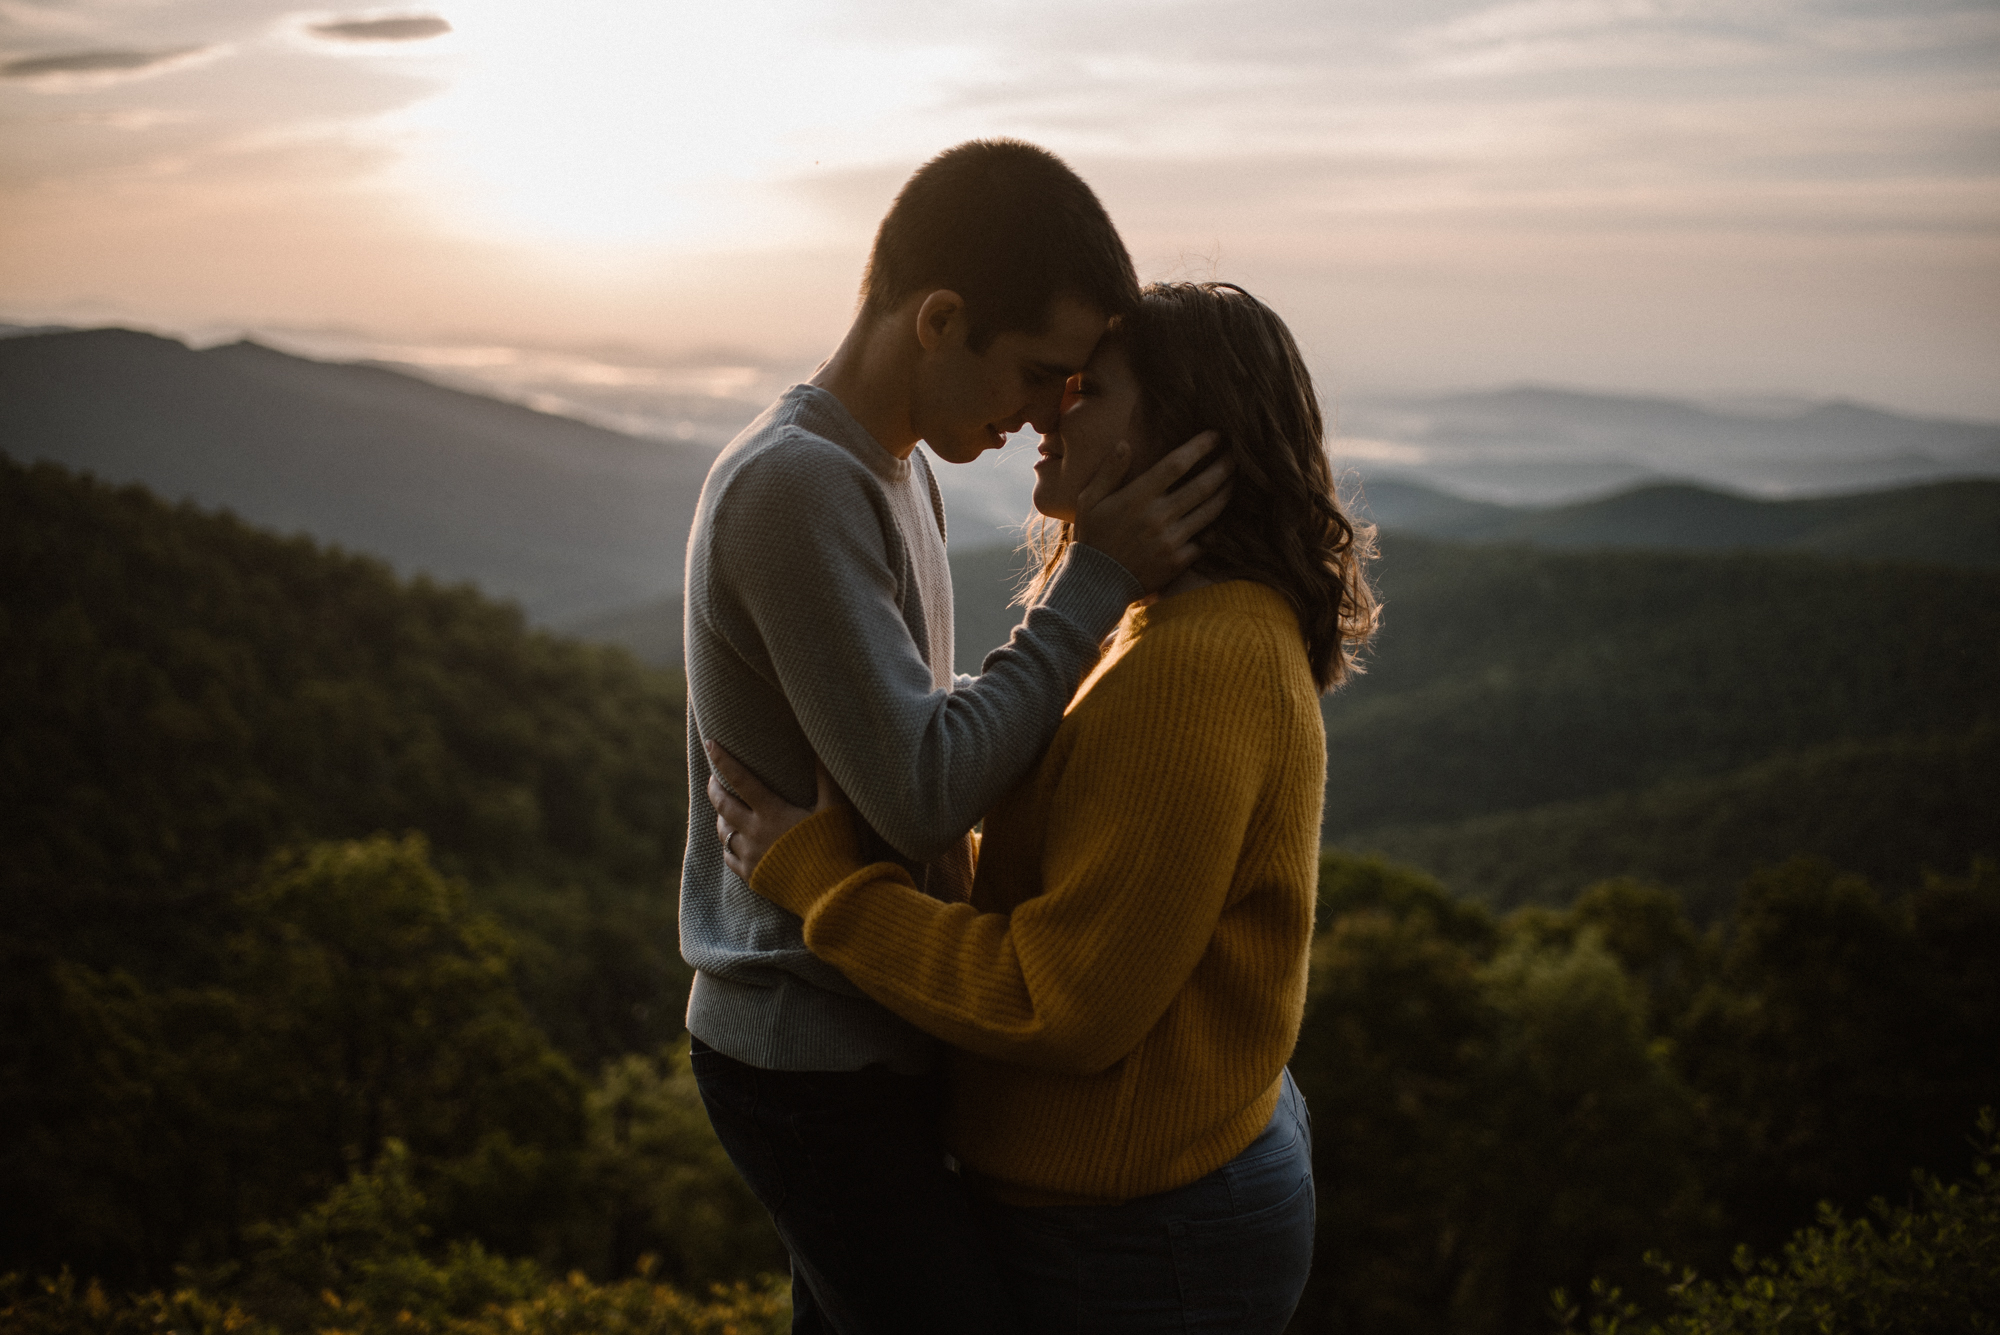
[
  {"left": 1322, "top": 536, "right": 1998, "bottom": 897},
  {"left": 1360, "top": 725, "right": 1998, "bottom": 917},
  {"left": 5, "top": 456, "right": 1995, "bottom": 1335},
  {"left": 0, "top": 457, "right": 779, "bottom": 1299},
  {"left": 950, "top": 536, "right": 1998, "bottom": 912},
  {"left": 0, "top": 454, "right": 692, "bottom": 1061},
  {"left": 1356, "top": 477, "right": 2000, "bottom": 566}
]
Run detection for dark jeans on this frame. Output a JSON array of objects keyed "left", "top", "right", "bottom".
[
  {"left": 688, "top": 1037, "right": 1020, "bottom": 1335},
  {"left": 973, "top": 1069, "right": 1317, "bottom": 1334}
]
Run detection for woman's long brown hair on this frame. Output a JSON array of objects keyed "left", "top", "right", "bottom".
[{"left": 1023, "top": 281, "right": 1379, "bottom": 691}]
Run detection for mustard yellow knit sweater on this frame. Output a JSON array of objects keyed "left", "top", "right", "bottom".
[{"left": 750, "top": 579, "right": 1325, "bottom": 1205}]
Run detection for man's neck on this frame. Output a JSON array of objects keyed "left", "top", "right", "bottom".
[{"left": 809, "top": 310, "right": 920, "bottom": 460}]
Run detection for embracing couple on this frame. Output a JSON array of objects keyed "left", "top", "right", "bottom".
[{"left": 680, "top": 140, "right": 1378, "bottom": 1333}]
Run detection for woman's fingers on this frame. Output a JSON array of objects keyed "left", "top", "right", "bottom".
[
  {"left": 1151, "top": 429, "right": 1222, "bottom": 494},
  {"left": 706, "top": 739, "right": 776, "bottom": 805},
  {"left": 1118, "top": 428, "right": 1223, "bottom": 510},
  {"left": 703, "top": 738, "right": 822, "bottom": 881},
  {"left": 1072, "top": 440, "right": 1131, "bottom": 514},
  {"left": 1166, "top": 473, "right": 1234, "bottom": 547},
  {"left": 1071, "top": 429, "right": 1231, "bottom": 592},
  {"left": 707, "top": 769, "right": 752, "bottom": 827},
  {"left": 1165, "top": 434, "right": 1231, "bottom": 508},
  {"left": 717, "top": 812, "right": 750, "bottom": 880}
]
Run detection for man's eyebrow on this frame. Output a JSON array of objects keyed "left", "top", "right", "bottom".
[{"left": 1028, "top": 359, "right": 1074, "bottom": 378}]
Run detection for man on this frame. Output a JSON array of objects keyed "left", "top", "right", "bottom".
[{"left": 680, "top": 139, "right": 1228, "bottom": 1333}]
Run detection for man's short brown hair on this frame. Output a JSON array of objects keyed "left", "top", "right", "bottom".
[{"left": 859, "top": 140, "right": 1140, "bottom": 352}]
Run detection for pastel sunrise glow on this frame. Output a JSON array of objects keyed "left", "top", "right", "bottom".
[{"left": 2, "top": 0, "right": 1996, "bottom": 413}]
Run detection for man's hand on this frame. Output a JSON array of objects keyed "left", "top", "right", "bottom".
[
  {"left": 1070, "top": 430, "right": 1231, "bottom": 592},
  {"left": 707, "top": 740, "right": 842, "bottom": 883}
]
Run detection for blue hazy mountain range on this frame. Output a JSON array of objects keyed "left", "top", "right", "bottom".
[
  {"left": 1336, "top": 387, "right": 2000, "bottom": 505},
  {"left": 3, "top": 326, "right": 1996, "bottom": 642},
  {"left": 0, "top": 327, "right": 715, "bottom": 623}
]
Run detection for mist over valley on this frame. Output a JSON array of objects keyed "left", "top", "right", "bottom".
[{"left": 4, "top": 323, "right": 1992, "bottom": 915}]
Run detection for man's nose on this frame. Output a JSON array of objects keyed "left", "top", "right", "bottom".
[{"left": 1022, "top": 384, "right": 1066, "bottom": 435}]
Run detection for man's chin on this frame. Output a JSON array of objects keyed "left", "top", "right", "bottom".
[{"left": 929, "top": 434, "right": 1002, "bottom": 466}]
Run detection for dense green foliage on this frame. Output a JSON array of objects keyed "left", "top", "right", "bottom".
[
  {"left": 1287, "top": 851, "right": 2000, "bottom": 1334},
  {"left": 1555, "top": 1115, "right": 2000, "bottom": 1335},
  {"left": 1321, "top": 535, "right": 1997, "bottom": 834},
  {"left": 0, "top": 454, "right": 690, "bottom": 1062},
  {"left": 3, "top": 828, "right": 781, "bottom": 1296},
  {"left": 1411, "top": 478, "right": 2000, "bottom": 568},
  {"left": 1, "top": 1267, "right": 789, "bottom": 1335},
  {"left": 1357, "top": 724, "right": 2000, "bottom": 918},
  {"left": 953, "top": 533, "right": 1997, "bottom": 911},
  {"left": 0, "top": 459, "right": 729, "bottom": 1290},
  {"left": 13, "top": 835, "right": 579, "bottom": 1282},
  {"left": 8, "top": 457, "right": 1996, "bottom": 1332}
]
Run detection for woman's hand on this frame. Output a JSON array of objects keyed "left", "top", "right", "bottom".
[{"left": 706, "top": 740, "right": 844, "bottom": 882}]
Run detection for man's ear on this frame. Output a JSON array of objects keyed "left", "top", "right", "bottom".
[{"left": 914, "top": 290, "right": 965, "bottom": 352}]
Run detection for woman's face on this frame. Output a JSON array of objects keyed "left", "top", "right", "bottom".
[{"left": 1032, "top": 343, "right": 1144, "bottom": 523}]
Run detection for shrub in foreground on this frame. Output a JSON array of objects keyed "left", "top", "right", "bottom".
[
  {"left": 1554, "top": 1111, "right": 2000, "bottom": 1335},
  {"left": 0, "top": 1268, "right": 788, "bottom": 1335},
  {"left": 0, "top": 1137, "right": 788, "bottom": 1335}
]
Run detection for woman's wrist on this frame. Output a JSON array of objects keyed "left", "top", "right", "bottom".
[{"left": 749, "top": 805, "right": 868, "bottom": 916}]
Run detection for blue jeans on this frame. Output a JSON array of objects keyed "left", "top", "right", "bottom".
[
  {"left": 973, "top": 1070, "right": 1316, "bottom": 1334},
  {"left": 688, "top": 1038, "right": 1021, "bottom": 1335}
]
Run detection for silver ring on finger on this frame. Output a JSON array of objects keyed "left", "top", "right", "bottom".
[{"left": 725, "top": 829, "right": 737, "bottom": 857}]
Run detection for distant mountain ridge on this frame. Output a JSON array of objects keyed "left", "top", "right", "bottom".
[
  {"left": 6, "top": 326, "right": 1997, "bottom": 634},
  {"left": 0, "top": 327, "right": 715, "bottom": 622},
  {"left": 1340, "top": 384, "right": 2000, "bottom": 504},
  {"left": 1356, "top": 477, "right": 2000, "bottom": 567}
]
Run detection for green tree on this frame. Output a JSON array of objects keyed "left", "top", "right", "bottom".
[
  {"left": 0, "top": 460, "right": 693, "bottom": 1285},
  {"left": 0, "top": 837, "right": 586, "bottom": 1285},
  {"left": 1293, "top": 855, "right": 1707, "bottom": 1334},
  {"left": 1555, "top": 1113, "right": 2000, "bottom": 1335},
  {"left": 231, "top": 1139, "right": 543, "bottom": 1330},
  {"left": 229, "top": 836, "right": 586, "bottom": 1256},
  {"left": 1681, "top": 857, "right": 2000, "bottom": 1256},
  {"left": 0, "top": 456, "right": 691, "bottom": 1065},
  {"left": 1461, "top": 928, "right": 1706, "bottom": 1331},
  {"left": 575, "top": 1041, "right": 787, "bottom": 1289},
  {"left": 1290, "top": 901, "right": 1497, "bottom": 1334},
  {"left": 0, "top": 957, "right": 254, "bottom": 1283}
]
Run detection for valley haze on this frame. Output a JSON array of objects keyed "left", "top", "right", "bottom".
[
  {"left": 6, "top": 318, "right": 1994, "bottom": 993},
  {"left": 5, "top": 321, "right": 1997, "bottom": 618}
]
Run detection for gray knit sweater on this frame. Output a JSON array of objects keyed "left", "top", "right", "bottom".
[{"left": 681, "top": 384, "right": 1140, "bottom": 1073}]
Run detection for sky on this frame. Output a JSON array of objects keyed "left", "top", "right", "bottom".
[{"left": 2, "top": 0, "right": 1997, "bottom": 416}]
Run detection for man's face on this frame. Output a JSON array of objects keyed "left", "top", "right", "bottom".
[{"left": 911, "top": 293, "right": 1108, "bottom": 465}]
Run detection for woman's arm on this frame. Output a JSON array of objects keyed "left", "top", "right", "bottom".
[{"left": 710, "top": 630, "right": 1280, "bottom": 1076}]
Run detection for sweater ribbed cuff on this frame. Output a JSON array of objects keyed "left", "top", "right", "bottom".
[
  {"left": 751, "top": 806, "right": 872, "bottom": 919},
  {"left": 1042, "top": 543, "right": 1143, "bottom": 642}
]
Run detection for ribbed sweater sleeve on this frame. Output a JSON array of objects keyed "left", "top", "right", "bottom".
[
  {"left": 710, "top": 438, "right": 1138, "bottom": 863},
  {"left": 750, "top": 613, "right": 1279, "bottom": 1076}
]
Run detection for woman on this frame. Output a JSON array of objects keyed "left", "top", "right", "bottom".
[{"left": 708, "top": 281, "right": 1378, "bottom": 1331}]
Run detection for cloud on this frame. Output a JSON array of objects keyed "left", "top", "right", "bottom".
[
  {"left": 0, "top": 47, "right": 210, "bottom": 80},
  {"left": 55, "top": 109, "right": 195, "bottom": 131},
  {"left": 308, "top": 15, "right": 451, "bottom": 43},
  {"left": 1406, "top": 0, "right": 1778, "bottom": 75},
  {"left": 1405, "top": 0, "right": 2000, "bottom": 77},
  {"left": 0, "top": 1, "right": 105, "bottom": 36}
]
